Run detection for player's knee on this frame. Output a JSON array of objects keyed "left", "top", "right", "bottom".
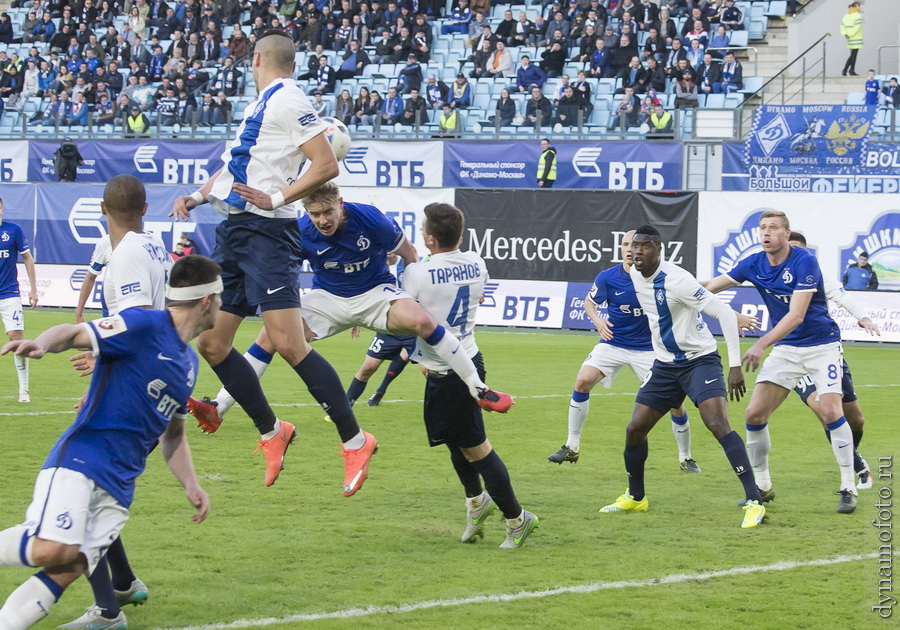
[
  {"left": 29, "top": 539, "right": 80, "bottom": 568},
  {"left": 197, "top": 335, "right": 230, "bottom": 364},
  {"left": 744, "top": 405, "right": 767, "bottom": 425}
]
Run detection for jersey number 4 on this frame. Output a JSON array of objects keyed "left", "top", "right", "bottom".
[{"left": 447, "top": 286, "right": 471, "bottom": 335}]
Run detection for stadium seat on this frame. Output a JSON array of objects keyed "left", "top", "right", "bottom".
[
  {"left": 741, "top": 76, "right": 764, "bottom": 95},
  {"left": 705, "top": 94, "right": 726, "bottom": 108},
  {"left": 729, "top": 30, "right": 749, "bottom": 47}
]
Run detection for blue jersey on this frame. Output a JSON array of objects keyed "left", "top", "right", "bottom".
[
  {"left": 726, "top": 246, "right": 840, "bottom": 347},
  {"left": 0, "top": 221, "right": 29, "bottom": 300},
  {"left": 44, "top": 308, "right": 199, "bottom": 507},
  {"left": 587, "top": 264, "right": 653, "bottom": 351},
  {"left": 299, "top": 202, "right": 405, "bottom": 298}
]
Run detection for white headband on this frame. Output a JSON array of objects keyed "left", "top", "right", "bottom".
[{"left": 165, "top": 278, "right": 223, "bottom": 301}]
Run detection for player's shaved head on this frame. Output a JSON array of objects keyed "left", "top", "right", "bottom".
[
  {"left": 255, "top": 29, "right": 295, "bottom": 73},
  {"left": 423, "top": 203, "right": 464, "bottom": 249},
  {"left": 103, "top": 174, "right": 146, "bottom": 218}
]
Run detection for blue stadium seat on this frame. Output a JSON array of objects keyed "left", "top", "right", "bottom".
[
  {"left": 845, "top": 92, "right": 865, "bottom": 105},
  {"left": 741, "top": 76, "right": 764, "bottom": 94},
  {"left": 729, "top": 30, "right": 749, "bottom": 47},
  {"left": 705, "top": 94, "right": 725, "bottom": 108}
]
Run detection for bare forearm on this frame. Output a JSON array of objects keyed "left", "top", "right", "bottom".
[
  {"left": 161, "top": 422, "right": 202, "bottom": 490},
  {"left": 33, "top": 324, "right": 86, "bottom": 354},
  {"left": 756, "top": 312, "right": 803, "bottom": 349},
  {"left": 76, "top": 274, "right": 97, "bottom": 314},
  {"left": 280, "top": 158, "right": 339, "bottom": 206}
]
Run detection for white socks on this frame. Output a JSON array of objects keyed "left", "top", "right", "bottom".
[
  {"left": 466, "top": 492, "right": 487, "bottom": 510},
  {"left": 216, "top": 350, "right": 271, "bottom": 416},
  {"left": 566, "top": 397, "right": 590, "bottom": 453},
  {"left": 829, "top": 421, "right": 857, "bottom": 493},
  {"left": 671, "top": 417, "right": 692, "bottom": 461},
  {"left": 425, "top": 330, "right": 484, "bottom": 397},
  {"left": 14, "top": 355, "right": 27, "bottom": 394},
  {"left": 260, "top": 419, "right": 281, "bottom": 441},
  {"left": 745, "top": 424, "right": 772, "bottom": 491},
  {"left": 0, "top": 526, "right": 33, "bottom": 568},
  {"left": 0, "top": 574, "right": 60, "bottom": 630},
  {"left": 342, "top": 430, "right": 366, "bottom": 451}
]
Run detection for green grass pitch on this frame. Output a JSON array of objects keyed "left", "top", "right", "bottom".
[{"left": 0, "top": 310, "right": 897, "bottom": 629}]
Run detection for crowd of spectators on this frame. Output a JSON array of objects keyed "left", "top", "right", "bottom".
[{"left": 0, "top": 0, "right": 756, "bottom": 134}]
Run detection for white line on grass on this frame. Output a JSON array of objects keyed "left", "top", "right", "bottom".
[{"left": 157, "top": 553, "right": 883, "bottom": 630}]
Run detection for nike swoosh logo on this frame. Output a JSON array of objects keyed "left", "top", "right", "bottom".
[
  {"left": 267, "top": 286, "right": 285, "bottom": 295},
  {"left": 317, "top": 247, "right": 332, "bottom": 255},
  {"left": 158, "top": 353, "right": 173, "bottom": 361},
  {"left": 676, "top": 429, "right": 688, "bottom": 433},
  {"left": 614, "top": 291, "right": 626, "bottom": 296},
  {"left": 88, "top": 620, "right": 123, "bottom": 630},
  {"left": 827, "top": 382, "right": 837, "bottom": 387},
  {"left": 838, "top": 443, "right": 850, "bottom": 449},
  {"left": 451, "top": 347, "right": 459, "bottom": 354},
  {"left": 705, "top": 379, "right": 717, "bottom": 384}
]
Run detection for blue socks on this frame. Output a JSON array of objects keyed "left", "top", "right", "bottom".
[
  {"left": 470, "top": 450, "right": 521, "bottom": 519},
  {"left": 346, "top": 378, "right": 367, "bottom": 405},
  {"left": 211, "top": 348, "right": 278, "bottom": 434},
  {"left": 719, "top": 431, "right": 762, "bottom": 503},
  {"left": 293, "top": 349, "right": 360, "bottom": 443},
  {"left": 624, "top": 441, "right": 649, "bottom": 501}
]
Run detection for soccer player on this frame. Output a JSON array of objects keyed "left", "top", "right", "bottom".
[
  {"left": 788, "top": 231, "right": 877, "bottom": 491},
  {"left": 599, "top": 225, "right": 766, "bottom": 529},
  {"left": 353, "top": 332, "right": 416, "bottom": 407},
  {"left": 547, "top": 230, "right": 698, "bottom": 472},
  {"left": 403, "top": 202, "right": 538, "bottom": 548},
  {"left": 0, "top": 255, "right": 218, "bottom": 630},
  {"left": 703, "top": 211, "right": 857, "bottom": 514},
  {"left": 74, "top": 234, "right": 111, "bottom": 323},
  {"left": 0, "top": 196, "right": 38, "bottom": 403},
  {"left": 171, "top": 29, "right": 377, "bottom": 495},
  {"left": 187, "top": 182, "right": 514, "bottom": 436},
  {"left": 61, "top": 175, "right": 171, "bottom": 630}
]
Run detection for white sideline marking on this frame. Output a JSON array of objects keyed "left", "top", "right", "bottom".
[{"left": 157, "top": 553, "right": 883, "bottom": 630}]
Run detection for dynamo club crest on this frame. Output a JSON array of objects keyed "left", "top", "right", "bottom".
[
  {"left": 840, "top": 212, "right": 900, "bottom": 290},
  {"left": 744, "top": 105, "right": 878, "bottom": 172}
]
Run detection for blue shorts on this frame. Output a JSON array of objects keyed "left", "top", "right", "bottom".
[
  {"left": 211, "top": 213, "right": 303, "bottom": 317},
  {"left": 794, "top": 359, "right": 857, "bottom": 405},
  {"left": 366, "top": 333, "right": 417, "bottom": 360},
  {"left": 423, "top": 353, "right": 487, "bottom": 449},
  {"left": 635, "top": 353, "right": 728, "bottom": 414}
]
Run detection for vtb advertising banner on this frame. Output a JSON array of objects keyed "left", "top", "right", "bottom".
[
  {"left": 456, "top": 189, "right": 698, "bottom": 282},
  {"left": 443, "top": 141, "right": 683, "bottom": 190},
  {"left": 336, "top": 141, "right": 444, "bottom": 188},
  {"left": 27, "top": 140, "right": 225, "bottom": 184}
]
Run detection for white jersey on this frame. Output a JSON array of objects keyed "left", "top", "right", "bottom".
[
  {"left": 402, "top": 250, "right": 488, "bottom": 371},
  {"left": 103, "top": 232, "right": 172, "bottom": 315},
  {"left": 824, "top": 275, "right": 866, "bottom": 321},
  {"left": 208, "top": 77, "right": 327, "bottom": 220},
  {"left": 630, "top": 261, "right": 741, "bottom": 367},
  {"left": 87, "top": 234, "right": 112, "bottom": 276}
]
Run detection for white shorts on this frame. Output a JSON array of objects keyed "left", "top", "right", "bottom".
[
  {"left": 582, "top": 344, "right": 655, "bottom": 389},
  {"left": 22, "top": 468, "right": 129, "bottom": 575},
  {"left": 757, "top": 341, "right": 844, "bottom": 401},
  {"left": 301, "top": 284, "right": 411, "bottom": 340},
  {"left": 0, "top": 296, "right": 24, "bottom": 333}
]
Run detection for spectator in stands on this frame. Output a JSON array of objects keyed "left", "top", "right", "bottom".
[
  {"left": 333, "top": 15, "right": 353, "bottom": 51},
  {"left": 95, "top": 90, "right": 116, "bottom": 126},
  {"left": 491, "top": 87, "right": 517, "bottom": 127},
  {"left": 655, "top": 9, "right": 678, "bottom": 44},
  {"left": 350, "top": 13, "right": 370, "bottom": 48},
  {"left": 424, "top": 74, "right": 449, "bottom": 109},
  {"left": 638, "top": 88, "right": 661, "bottom": 125},
  {"left": 469, "top": 39, "right": 493, "bottom": 78},
  {"left": 638, "top": 0, "right": 658, "bottom": 30},
  {"left": 705, "top": 0, "right": 726, "bottom": 24},
  {"left": 391, "top": 25, "right": 414, "bottom": 62},
  {"left": 685, "top": 20, "right": 709, "bottom": 49},
  {"left": 525, "top": 85, "right": 552, "bottom": 128},
  {"left": 696, "top": 52, "right": 721, "bottom": 95},
  {"left": 572, "top": 24, "right": 599, "bottom": 62},
  {"left": 0, "top": 62, "right": 21, "bottom": 106},
  {"left": 397, "top": 52, "right": 423, "bottom": 94},
  {"left": 200, "top": 30, "right": 220, "bottom": 66},
  {"left": 843, "top": 251, "right": 878, "bottom": 290},
  {"left": 611, "top": 35, "right": 636, "bottom": 74},
  {"left": 0, "top": 12, "right": 14, "bottom": 45},
  {"left": 643, "top": 26, "right": 667, "bottom": 62},
  {"left": 494, "top": 9, "right": 516, "bottom": 43},
  {"left": 617, "top": 11, "right": 638, "bottom": 37},
  {"left": 311, "top": 89, "right": 331, "bottom": 116},
  {"left": 335, "top": 89, "right": 354, "bottom": 124},
  {"left": 609, "top": 85, "right": 640, "bottom": 130},
  {"left": 400, "top": 87, "right": 427, "bottom": 126},
  {"left": 132, "top": 74, "right": 155, "bottom": 109},
  {"left": 616, "top": 55, "right": 648, "bottom": 94},
  {"left": 355, "top": 86, "right": 382, "bottom": 124},
  {"left": 124, "top": 103, "right": 150, "bottom": 136},
  {"left": 36, "top": 59, "right": 56, "bottom": 96},
  {"left": 381, "top": 85, "right": 403, "bottom": 124},
  {"left": 106, "top": 60, "right": 122, "bottom": 95},
  {"left": 720, "top": 0, "right": 743, "bottom": 30},
  {"left": 148, "top": 44, "right": 166, "bottom": 81},
  {"left": 157, "top": 85, "right": 178, "bottom": 124},
  {"left": 883, "top": 77, "right": 899, "bottom": 108},
  {"left": 449, "top": 72, "right": 471, "bottom": 109},
  {"left": 552, "top": 84, "right": 585, "bottom": 129},
  {"left": 509, "top": 12, "right": 534, "bottom": 47},
  {"left": 864, "top": 69, "right": 879, "bottom": 105},
  {"left": 545, "top": 11, "right": 570, "bottom": 43},
  {"left": 29, "top": 90, "right": 60, "bottom": 126},
  {"left": 230, "top": 27, "right": 249, "bottom": 60},
  {"left": 681, "top": 7, "right": 710, "bottom": 38},
  {"left": 530, "top": 15, "right": 549, "bottom": 46},
  {"left": 21, "top": 60, "right": 39, "bottom": 99},
  {"left": 840, "top": 1, "right": 862, "bottom": 76},
  {"left": 371, "top": 28, "right": 394, "bottom": 63},
  {"left": 435, "top": 102, "right": 459, "bottom": 137},
  {"left": 540, "top": 41, "right": 567, "bottom": 78},
  {"left": 686, "top": 37, "right": 704, "bottom": 71},
  {"left": 186, "top": 31, "right": 203, "bottom": 62},
  {"left": 129, "top": 6, "right": 148, "bottom": 39},
  {"left": 196, "top": 90, "right": 216, "bottom": 125},
  {"left": 565, "top": 0, "right": 582, "bottom": 22},
  {"left": 335, "top": 39, "right": 370, "bottom": 79},
  {"left": 647, "top": 102, "right": 673, "bottom": 137},
  {"left": 65, "top": 90, "right": 89, "bottom": 125},
  {"left": 483, "top": 40, "right": 514, "bottom": 79},
  {"left": 441, "top": 0, "right": 472, "bottom": 35},
  {"left": 31, "top": 12, "right": 56, "bottom": 43},
  {"left": 175, "top": 87, "right": 195, "bottom": 125},
  {"left": 469, "top": 24, "right": 498, "bottom": 58},
  {"left": 616, "top": 0, "right": 641, "bottom": 21},
  {"left": 675, "top": 69, "right": 698, "bottom": 107},
  {"left": 708, "top": 24, "right": 730, "bottom": 58},
  {"left": 315, "top": 54, "right": 335, "bottom": 93},
  {"left": 663, "top": 37, "right": 686, "bottom": 79},
  {"left": 131, "top": 34, "right": 150, "bottom": 65},
  {"left": 516, "top": 55, "right": 546, "bottom": 92},
  {"left": 590, "top": 38, "right": 612, "bottom": 77},
  {"left": 211, "top": 90, "right": 232, "bottom": 125},
  {"left": 714, "top": 50, "right": 742, "bottom": 92}
]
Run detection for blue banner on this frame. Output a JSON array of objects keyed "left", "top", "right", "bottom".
[
  {"left": 839, "top": 212, "right": 900, "bottom": 291},
  {"left": 0, "top": 185, "right": 36, "bottom": 241},
  {"left": 28, "top": 140, "right": 225, "bottom": 184},
  {"left": 32, "top": 183, "right": 220, "bottom": 264},
  {"left": 443, "top": 141, "right": 683, "bottom": 190}
]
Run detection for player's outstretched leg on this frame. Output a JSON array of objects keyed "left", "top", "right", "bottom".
[
  {"left": 671, "top": 408, "right": 700, "bottom": 473},
  {"left": 58, "top": 554, "right": 128, "bottom": 629},
  {"left": 827, "top": 416, "right": 859, "bottom": 513},
  {"left": 549, "top": 389, "right": 589, "bottom": 464},
  {"left": 15, "top": 354, "right": 28, "bottom": 403}
]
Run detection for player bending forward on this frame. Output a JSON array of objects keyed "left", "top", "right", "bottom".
[
  {"left": 0, "top": 255, "right": 218, "bottom": 629},
  {"left": 548, "top": 230, "right": 697, "bottom": 472},
  {"left": 402, "top": 203, "right": 538, "bottom": 547},
  {"left": 599, "top": 226, "right": 765, "bottom": 529}
]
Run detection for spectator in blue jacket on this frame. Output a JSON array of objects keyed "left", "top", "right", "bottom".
[
  {"left": 842, "top": 252, "right": 879, "bottom": 290},
  {"left": 67, "top": 91, "right": 90, "bottom": 126},
  {"left": 515, "top": 55, "right": 547, "bottom": 92},
  {"left": 448, "top": 72, "right": 472, "bottom": 108},
  {"left": 441, "top": 0, "right": 472, "bottom": 35},
  {"left": 381, "top": 85, "right": 404, "bottom": 124},
  {"left": 864, "top": 69, "right": 879, "bottom": 105}
]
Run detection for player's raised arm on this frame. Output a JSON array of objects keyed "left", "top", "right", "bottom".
[
  {"left": 159, "top": 415, "right": 210, "bottom": 523},
  {"left": 393, "top": 237, "right": 419, "bottom": 268},
  {"left": 1, "top": 323, "right": 93, "bottom": 359},
  {"left": 702, "top": 274, "right": 739, "bottom": 293},
  {"left": 172, "top": 166, "right": 224, "bottom": 221}
]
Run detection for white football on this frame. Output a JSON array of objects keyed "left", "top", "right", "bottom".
[{"left": 321, "top": 116, "right": 352, "bottom": 161}]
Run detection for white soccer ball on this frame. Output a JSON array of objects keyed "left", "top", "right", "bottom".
[{"left": 321, "top": 116, "right": 352, "bottom": 161}]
